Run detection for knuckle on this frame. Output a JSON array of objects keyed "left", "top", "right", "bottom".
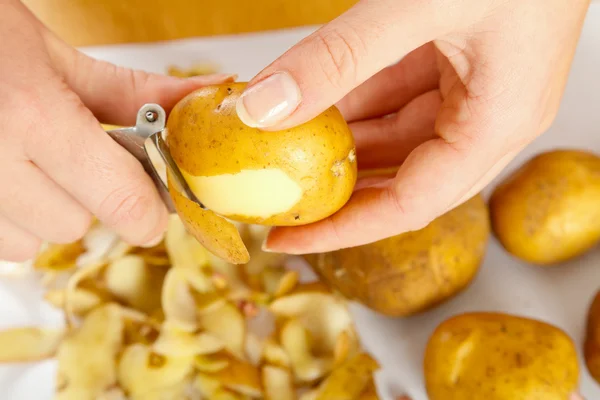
[
  {"left": 98, "top": 184, "right": 154, "bottom": 228},
  {"left": 115, "top": 65, "right": 152, "bottom": 116},
  {"left": 312, "top": 27, "right": 362, "bottom": 89}
]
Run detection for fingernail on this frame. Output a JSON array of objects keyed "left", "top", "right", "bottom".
[
  {"left": 141, "top": 231, "right": 164, "bottom": 248},
  {"left": 261, "top": 237, "right": 274, "bottom": 253},
  {"left": 236, "top": 72, "right": 301, "bottom": 128}
]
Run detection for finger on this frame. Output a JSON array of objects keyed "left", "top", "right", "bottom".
[
  {"left": 442, "top": 144, "right": 524, "bottom": 214},
  {"left": 236, "top": 0, "right": 483, "bottom": 130},
  {"left": 24, "top": 79, "right": 168, "bottom": 247},
  {"left": 45, "top": 33, "right": 237, "bottom": 126},
  {"left": 265, "top": 133, "right": 499, "bottom": 254},
  {"left": 0, "top": 215, "right": 41, "bottom": 262},
  {"left": 337, "top": 43, "right": 439, "bottom": 123},
  {"left": 0, "top": 160, "right": 91, "bottom": 243},
  {"left": 351, "top": 89, "right": 441, "bottom": 169},
  {"left": 265, "top": 77, "right": 514, "bottom": 253}
]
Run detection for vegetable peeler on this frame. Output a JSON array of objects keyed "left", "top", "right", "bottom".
[{"left": 104, "top": 104, "right": 205, "bottom": 213}]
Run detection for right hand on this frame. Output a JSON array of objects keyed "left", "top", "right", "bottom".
[{"left": 0, "top": 0, "right": 234, "bottom": 261}]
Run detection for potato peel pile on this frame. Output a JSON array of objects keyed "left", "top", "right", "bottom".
[{"left": 0, "top": 215, "right": 381, "bottom": 400}]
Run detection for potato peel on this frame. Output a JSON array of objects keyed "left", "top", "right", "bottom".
[
  {"left": 168, "top": 172, "right": 250, "bottom": 264},
  {"left": 206, "top": 352, "right": 263, "bottom": 398},
  {"left": 34, "top": 241, "right": 86, "bottom": 271},
  {"left": 56, "top": 304, "right": 123, "bottom": 397},
  {"left": 152, "top": 322, "right": 224, "bottom": 356},
  {"left": 314, "top": 353, "right": 380, "bottom": 400},
  {"left": 262, "top": 365, "right": 296, "bottom": 400},
  {"left": 199, "top": 301, "right": 246, "bottom": 358},
  {"left": 270, "top": 290, "right": 353, "bottom": 354},
  {"left": 280, "top": 318, "right": 333, "bottom": 383},
  {"left": 104, "top": 254, "right": 165, "bottom": 314},
  {"left": 0, "top": 327, "right": 64, "bottom": 362},
  {"left": 1, "top": 216, "right": 381, "bottom": 399},
  {"left": 117, "top": 343, "right": 194, "bottom": 398},
  {"left": 161, "top": 267, "right": 198, "bottom": 332}
]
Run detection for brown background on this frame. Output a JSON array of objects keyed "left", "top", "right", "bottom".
[{"left": 23, "top": 0, "right": 357, "bottom": 46}]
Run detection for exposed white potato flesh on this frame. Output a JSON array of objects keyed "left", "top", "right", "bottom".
[
  {"left": 152, "top": 322, "right": 224, "bottom": 356},
  {"left": 199, "top": 301, "right": 246, "bottom": 358},
  {"left": 0, "top": 213, "right": 382, "bottom": 399},
  {"left": 56, "top": 304, "right": 123, "bottom": 397},
  {"left": 181, "top": 169, "right": 303, "bottom": 220},
  {"left": 270, "top": 290, "right": 353, "bottom": 354},
  {"left": 104, "top": 255, "right": 165, "bottom": 313},
  {"left": 117, "top": 343, "right": 194, "bottom": 398},
  {"left": 0, "top": 327, "right": 64, "bottom": 362},
  {"left": 161, "top": 268, "right": 198, "bottom": 331},
  {"left": 165, "top": 214, "right": 210, "bottom": 271},
  {"left": 262, "top": 365, "right": 296, "bottom": 400},
  {"left": 280, "top": 319, "right": 333, "bottom": 383},
  {"left": 262, "top": 338, "right": 291, "bottom": 368},
  {"left": 195, "top": 353, "right": 231, "bottom": 373},
  {"left": 45, "top": 288, "right": 104, "bottom": 315}
]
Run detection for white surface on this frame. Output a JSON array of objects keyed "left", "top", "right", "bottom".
[{"left": 2, "top": 4, "right": 600, "bottom": 399}]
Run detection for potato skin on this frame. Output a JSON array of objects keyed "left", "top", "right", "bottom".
[
  {"left": 167, "top": 82, "right": 356, "bottom": 226},
  {"left": 424, "top": 313, "right": 579, "bottom": 400},
  {"left": 490, "top": 149, "right": 600, "bottom": 265},
  {"left": 585, "top": 290, "right": 600, "bottom": 384},
  {"left": 304, "top": 195, "right": 490, "bottom": 316}
]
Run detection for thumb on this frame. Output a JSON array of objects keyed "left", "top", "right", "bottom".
[
  {"left": 236, "top": 0, "right": 480, "bottom": 130},
  {"left": 45, "top": 33, "right": 236, "bottom": 125}
]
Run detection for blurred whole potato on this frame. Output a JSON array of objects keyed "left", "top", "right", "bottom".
[
  {"left": 490, "top": 149, "right": 600, "bottom": 265},
  {"left": 304, "top": 194, "right": 490, "bottom": 317},
  {"left": 424, "top": 312, "right": 580, "bottom": 400},
  {"left": 585, "top": 289, "right": 600, "bottom": 384}
]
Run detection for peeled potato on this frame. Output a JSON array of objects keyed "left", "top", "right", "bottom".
[
  {"left": 304, "top": 195, "right": 490, "bottom": 316},
  {"left": 490, "top": 149, "right": 600, "bottom": 265},
  {"left": 168, "top": 171, "right": 249, "bottom": 264},
  {"left": 424, "top": 312, "right": 579, "bottom": 400},
  {"left": 167, "top": 82, "right": 357, "bottom": 227}
]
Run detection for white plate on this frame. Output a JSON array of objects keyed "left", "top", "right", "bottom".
[{"left": 2, "top": 4, "right": 600, "bottom": 399}]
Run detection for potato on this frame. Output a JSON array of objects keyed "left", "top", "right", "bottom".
[
  {"left": 304, "top": 195, "right": 489, "bottom": 316},
  {"left": 167, "top": 82, "right": 357, "bottom": 227},
  {"left": 424, "top": 312, "right": 579, "bottom": 400},
  {"left": 490, "top": 149, "right": 600, "bottom": 265},
  {"left": 585, "top": 289, "right": 600, "bottom": 384},
  {"left": 168, "top": 171, "right": 249, "bottom": 264}
]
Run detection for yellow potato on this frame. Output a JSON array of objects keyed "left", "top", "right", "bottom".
[
  {"left": 490, "top": 149, "right": 600, "bottom": 265},
  {"left": 168, "top": 172, "right": 249, "bottom": 264},
  {"left": 584, "top": 289, "right": 600, "bottom": 384},
  {"left": 304, "top": 195, "right": 490, "bottom": 316},
  {"left": 424, "top": 312, "right": 579, "bottom": 400},
  {"left": 167, "top": 82, "right": 357, "bottom": 226}
]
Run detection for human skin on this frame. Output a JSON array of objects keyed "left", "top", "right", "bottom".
[
  {"left": 0, "top": 0, "right": 591, "bottom": 266},
  {"left": 234, "top": 0, "right": 591, "bottom": 257},
  {"left": 0, "top": 0, "right": 234, "bottom": 261}
]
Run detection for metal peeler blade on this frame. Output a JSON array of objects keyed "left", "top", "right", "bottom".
[{"left": 105, "top": 103, "right": 205, "bottom": 213}]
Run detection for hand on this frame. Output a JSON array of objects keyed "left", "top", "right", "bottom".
[
  {"left": 0, "top": 0, "right": 234, "bottom": 261},
  {"left": 236, "top": 0, "right": 591, "bottom": 254}
]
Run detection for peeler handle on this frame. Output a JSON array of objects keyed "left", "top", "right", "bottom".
[{"left": 105, "top": 104, "right": 176, "bottom": 212}]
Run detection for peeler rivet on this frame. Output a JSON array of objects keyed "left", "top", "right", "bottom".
[{"left": 145, "top": 110, "right": 158, "bottom": 123}]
